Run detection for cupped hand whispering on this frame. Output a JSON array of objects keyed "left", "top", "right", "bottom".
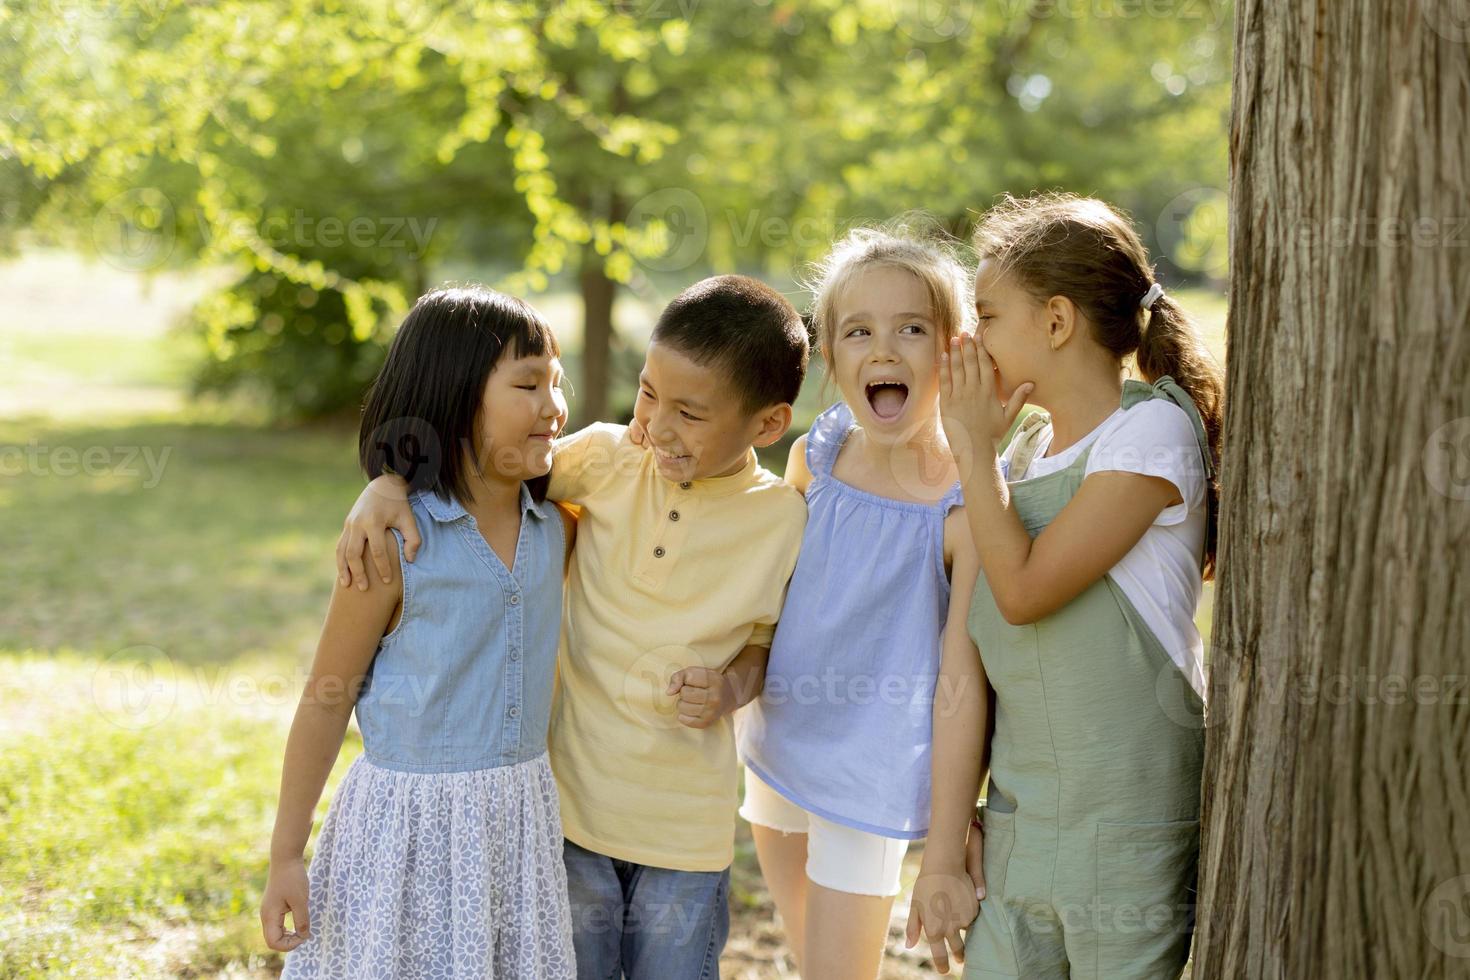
[{"left": 937, "top": 334, "right": 1033, "bottom": 467}]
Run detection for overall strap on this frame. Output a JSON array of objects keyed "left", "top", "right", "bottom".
[
  {"left": 1005, "top": 410, "right": 1053, "bottom": 482},
  {"left": 1120, "top": 376, "right": 1214, "bottom": 480},
  {"left": 1122, "top": 376, "right": 1214, "bottom": 573}
]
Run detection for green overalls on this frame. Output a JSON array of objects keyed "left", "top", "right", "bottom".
[{"left": 962, "top": 378, "right": 1209, "bottom": 980}]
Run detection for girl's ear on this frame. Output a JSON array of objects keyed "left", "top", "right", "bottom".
[{"left": 1044, "top": 295, "right": 1078, "bottom": 351}]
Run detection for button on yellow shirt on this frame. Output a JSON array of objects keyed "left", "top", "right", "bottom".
[{"left": 547, "top": 423, "right": 806, "bottom": 871}]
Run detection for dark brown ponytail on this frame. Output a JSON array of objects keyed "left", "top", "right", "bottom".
[{"left": 974, "top": 192, "right": 1225, "bottom": 578}]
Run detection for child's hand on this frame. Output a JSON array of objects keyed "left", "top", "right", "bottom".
[
  {"left": 904, "top": 861, "right": 980, "bottom": 975},
  {"left": 260, "top": 856, "right": 311, "bottom": 952},
  {"left": 966, "top": 820, "right": 987, "bottom": 901},
  {"left": 627, "top": 417, "right": 649, "bottom": 448},
  {"left": 938, "top": 334, "right": 1032, "bottom": 467},
  {"left": 665, "top": 666, "right": 733, "bottom": 729},
  {"left": 335, "top": 475, "right": 418, "bottom": 590}
]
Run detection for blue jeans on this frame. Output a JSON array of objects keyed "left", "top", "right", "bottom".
[{"left": 563, "top": 838, "right": 730, "bottom": 980}]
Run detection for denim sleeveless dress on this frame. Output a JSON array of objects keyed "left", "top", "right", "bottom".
[
  {"left": 738, "top": 401, "right": 963, "bottom": 839},
  {"left": 283, "top": 485, "right": 575, "bottom": 980}
]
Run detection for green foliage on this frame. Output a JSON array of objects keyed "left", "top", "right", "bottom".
[
  {"left": 193, "top": 269, "right": 398, "bottom": 418},
  {"left": 2, "top": 0, "right": 1231, "bottom": 418}
]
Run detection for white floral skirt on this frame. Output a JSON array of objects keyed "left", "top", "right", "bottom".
[{"left": 281, "top": 752, "right": 574, "bottom": 979}]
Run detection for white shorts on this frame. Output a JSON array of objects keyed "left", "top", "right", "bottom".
[{"left": 738, "top": 767, "right": 910, "bottom": 898}]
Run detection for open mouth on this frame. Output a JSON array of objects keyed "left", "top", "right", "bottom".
[
  {"left": 654, "top": 447, "right": 691, "bottom": 467},
  {"left": 865, "top": 381, "right": 909, "bottom": 421}
]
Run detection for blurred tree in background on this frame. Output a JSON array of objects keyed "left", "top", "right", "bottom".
[{"left": 1, "top": 0, "right": 1231, "bottom": 423}]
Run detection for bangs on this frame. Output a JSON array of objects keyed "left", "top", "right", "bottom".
[{"left": 501, "top": 298, "right": 561, "bottom": 361}]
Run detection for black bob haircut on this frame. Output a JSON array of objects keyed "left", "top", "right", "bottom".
[
  {"left": 650, "top": 275, "right": 809, "bottom": 415},
  {"left": 359, "top": 285, "right": 560, "bottom": 506}
]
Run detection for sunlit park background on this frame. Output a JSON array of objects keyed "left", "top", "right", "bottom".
[{"left": 2, "top": 1, "right": 1230, "bottom": 976}]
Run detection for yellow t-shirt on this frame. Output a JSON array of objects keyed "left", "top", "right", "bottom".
[{"left": 547, "top": 423, "right": 806, "bottom": 871}]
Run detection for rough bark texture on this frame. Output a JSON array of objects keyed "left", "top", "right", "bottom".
[
  {"left": 1197, "top": 2, "right": 1470, "bottom": 978},
  {"left": 578, "top": 244, "right": 617, "bottom": 429}
]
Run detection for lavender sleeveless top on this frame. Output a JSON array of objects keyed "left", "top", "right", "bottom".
[{"left": 737, "top": 401, "right": 963, "bottom": 838}]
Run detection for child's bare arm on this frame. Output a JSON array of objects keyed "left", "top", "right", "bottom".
[
  {"left": 964, "top": 461, "right": 1176, "bottom": 624},
  {"left": 940, "top": 334, "right": 1176, "bottom": 624},
  {"left": 719, "top": 642, "right": 771, "bottom": 711},
  {"left": 907, "top": 529, "right": 990, "bottom": 974},
  {"left": 270, "top": 571, "right": 398, "bottom": 857},
  {"left": 261, "top": 567, "right": 398, "bottom": 951},
  {"left": 783, "top": 434, "right": 812, "bottom": 495}
]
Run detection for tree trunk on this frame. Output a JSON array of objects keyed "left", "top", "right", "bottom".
[
  {"left": 571, "top": 76, "right": 630, "bottom": 430},
  {"left": 1197, "top": 3, "right": 1469, "bottom": 979},
  {"left": 577, "top": 243, "right": 617, "bottom": 428}
]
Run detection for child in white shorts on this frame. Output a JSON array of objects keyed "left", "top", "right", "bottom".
[{"left": 740, "top": 767, "right": 909, "bottom": 898}]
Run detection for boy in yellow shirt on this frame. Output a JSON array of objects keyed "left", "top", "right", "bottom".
[{"left": 337, "top": 275, "right": 809, "bottom": 978}]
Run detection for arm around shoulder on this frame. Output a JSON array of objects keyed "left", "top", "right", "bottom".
[
  {"left": 337, "top": 476, "right": 420, "bottom": 588},
  {"left": 549, "top": 422, "right": 629, "bottom": 505}
]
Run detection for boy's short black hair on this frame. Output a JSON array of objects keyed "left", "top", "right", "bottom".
[
  {"left": 650, "top": 275, "right": 809, "bottom": 415},
  {"left": 359, "top": 285, "right": 560, "bottom": 505}
]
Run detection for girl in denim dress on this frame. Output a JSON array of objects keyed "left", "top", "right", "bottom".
[{"left": 261, "top": 287, "right": 578, "bottom": 978}]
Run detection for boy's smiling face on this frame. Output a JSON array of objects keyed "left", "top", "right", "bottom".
[{"left": 634, "top": 340, "right": 785, "bottom": 483}]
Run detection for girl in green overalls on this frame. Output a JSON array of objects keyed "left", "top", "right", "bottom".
[{"left": 906, "top": 193, "right": 1224, "bottom": 979}]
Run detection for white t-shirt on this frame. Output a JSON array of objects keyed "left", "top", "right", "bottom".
[{"left": 1003, "top": 400, "right": 1209, "bottom": 699}]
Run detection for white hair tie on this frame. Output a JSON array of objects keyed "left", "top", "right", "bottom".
[{"left": 1140, "top": 283, "right": 1165, "bottom": 311}]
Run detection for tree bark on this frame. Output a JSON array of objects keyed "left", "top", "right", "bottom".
[
  {"left": 577, "top": 241, "right": 617, "bottom": 429},
  {"left": 1197, "top": 2, "right": 1469, "bottom": 978},
  {"left": 571, "top": 73, "right": 629, "bottom": 430}
]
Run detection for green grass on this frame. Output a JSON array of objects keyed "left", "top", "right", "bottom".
[
  {"left": 0, "top": 412, "right": 365, "bottom": 976},
  {"left": 0, "top": 416, "right": 360, "bottom": 662},
  {"left": 0, "top": 248, "right": 373, "bottom": 972},
  {"left": 0, "top": 652, "right": 359, "bottom": 978},
  {"left": 3, "top": 330, "right": 196, "bottom": 390}
]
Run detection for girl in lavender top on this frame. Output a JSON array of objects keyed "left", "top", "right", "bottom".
[{"left": 736, "top": 225, "right": 987, "bottom": 978}]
